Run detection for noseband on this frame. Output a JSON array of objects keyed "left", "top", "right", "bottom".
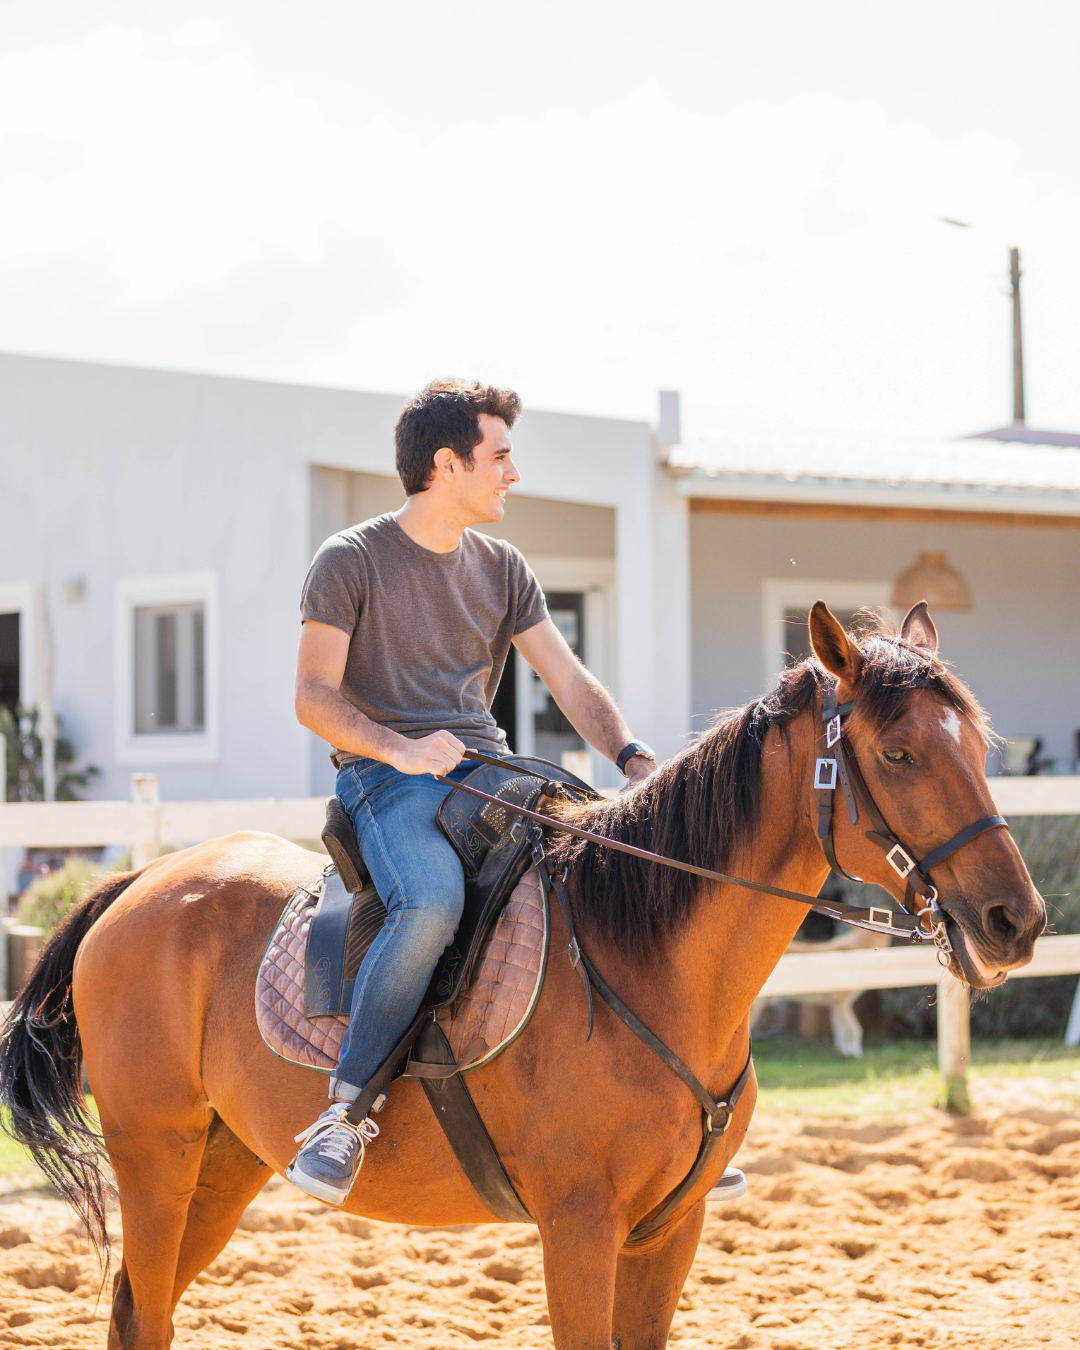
[{"left": 814, "top": 676, "right": 1007, "bottom": 961}]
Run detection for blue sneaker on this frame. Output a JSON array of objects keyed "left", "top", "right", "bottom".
[
  {"left": 285, "top": 1102, "right": 380, "bottom": 1206},
  {"left": 707, "top": 1167, "right": 748, "bottom": 1202}
]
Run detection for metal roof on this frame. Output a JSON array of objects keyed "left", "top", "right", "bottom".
[
  {"left": 671, "top": 431, "right": 1080, "bottom": 516},
  {"left": 964, "top": 423, "right": 1080, "bottom": 448}
]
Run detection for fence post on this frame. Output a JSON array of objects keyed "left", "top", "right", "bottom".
[
  {"left": 937, "top": 975, "right": 971, "bottom": 1114},
  {"left": 130, "top": 774, "right": 160, "bottom": 870}
]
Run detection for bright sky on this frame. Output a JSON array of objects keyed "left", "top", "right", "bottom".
[{"left": 1, "top": 0, "right": 1078, "bottom": 441}]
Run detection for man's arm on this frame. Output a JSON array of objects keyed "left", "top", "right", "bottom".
[
  {"left": 513, "top": 619, "right": 655, "bottom": 783},
  {"left": 295, "top": 621, "right": 466, "bottom": 776}
]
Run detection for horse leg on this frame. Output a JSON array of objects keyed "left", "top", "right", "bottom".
[
  {"left": 108, "top": 1115, "right": 266, "bottom": 1347},
  {"left": 103, "top": 1103, "right": 212, "bottom": 1350},
  {"left": 611, "top": 1206, "right": 705, "bottom": 1350},
  {"left": 170, "top": 1113, "right": 269, "bottom": 1305},
  {"left": 540, "top": 1206, "right": 621, "bottom": 1349}
]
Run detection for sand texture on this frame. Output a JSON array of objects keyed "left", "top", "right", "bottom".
[{"left": 3, "top": 1098, "right": 1080, "bottom": 1348}]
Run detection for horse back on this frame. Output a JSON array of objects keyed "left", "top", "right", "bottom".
[{"left": 72, "top": 833, "right": 323, "bottom": 1099}]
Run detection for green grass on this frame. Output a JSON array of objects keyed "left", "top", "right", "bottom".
[
  {"left": 1, "top": 1044, "right": 1079, "bottom": 1179},
  {"left": 752, "top": 1037, "right": 1080, "bottom": 1117},
  {"left": 0, "top": 1099, "right": 101, "bottom": 1186},
  {"left": 0, "top": 1121, "right": 43, "bottom": 1184}
]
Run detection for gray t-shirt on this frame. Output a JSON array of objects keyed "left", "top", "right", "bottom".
[{"left": 301, "top": 513, "right": 548, "bottom": 763}]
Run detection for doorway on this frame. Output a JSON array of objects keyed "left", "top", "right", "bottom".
[
  {"left": 491, "top": 590, "right": 589, "bottom": 774},
  {"left": 0, "top": 612, "right": 18, "bottom": 714}
]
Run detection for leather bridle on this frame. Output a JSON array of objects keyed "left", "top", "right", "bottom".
[
  {"left": 453, "top": 674, "right": 1008, "bottom": 953},
  {"left": 416, "top": 685, "right": 1009, "bottom": 1237},
  {"left": 813, "top": 675, "right": 1008, "bottom": 961}
]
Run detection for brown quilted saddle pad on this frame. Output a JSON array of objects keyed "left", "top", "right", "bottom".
[{"left": 256, "top": 866, "right": 548, "bottom": 1076}]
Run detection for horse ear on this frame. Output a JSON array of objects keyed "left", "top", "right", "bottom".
[
  {"left": 900, "top": 601, "right": 939, "bottom": 657},
  {"left": 808, "top": 600, "right": 864, "bottom": 687}
]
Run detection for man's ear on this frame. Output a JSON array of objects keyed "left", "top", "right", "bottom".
[
  {"left": 808, "top": 600, "right": 864, "bottom": 687},
  {"left": 900, "top": 601, "right": 939, "bottom": 657},
  {"left": 432, "top": 446, "right": 457, "bottom": 483}
]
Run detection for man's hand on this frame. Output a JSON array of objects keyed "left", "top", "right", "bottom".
[
  {"left": 622, "top": 754, "right": 656, "bottom": 787},
  {"left": 390, "top": 730, "right": 467, "bottom": 777}
]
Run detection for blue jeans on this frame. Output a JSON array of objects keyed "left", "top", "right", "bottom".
[{"left": 333, "top": 758, "right": 474, "bottom": 1092}]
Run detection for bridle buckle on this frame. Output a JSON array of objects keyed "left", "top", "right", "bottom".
[
  {"left": 886, "top": 843, "right": 916, "bottom": 879},
  {"left": 825, "top": 714, "right": 842, "bottom": 748},
  {"left": 868, "top": 907, "right": 893, "bottom": 927},
  {"left": 814, "top": 758, "right": 838, "bottom": 791}
]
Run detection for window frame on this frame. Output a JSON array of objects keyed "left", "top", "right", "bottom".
[
  {"left": 761, "top": 577, "right": 891, "bottom": 691},
  {"left": 114, "top": 571, "right": 219, "bottom": 766}
]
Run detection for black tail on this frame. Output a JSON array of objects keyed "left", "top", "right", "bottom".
[{"left": 0, "top": 869, "right": 139, "bottom": 1257}]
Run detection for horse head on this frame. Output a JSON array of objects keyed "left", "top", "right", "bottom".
[{"left": 809, "top": 599, "right": 1045, "bottom": 989}]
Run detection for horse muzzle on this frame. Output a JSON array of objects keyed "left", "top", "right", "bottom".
[{"left": 941, "top": 898, "right": 1042, "bottom": 989}]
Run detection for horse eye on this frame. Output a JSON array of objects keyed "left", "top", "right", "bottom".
[{"left": 882, "top": 747, "right": 911, "bottom": 764}]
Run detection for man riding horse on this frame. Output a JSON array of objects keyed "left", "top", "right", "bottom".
[{"left": 287, "top": 377, "right": 657, "bottom": 1204}]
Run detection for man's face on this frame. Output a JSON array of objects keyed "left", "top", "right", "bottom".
[{"left": 453, "top": 414, "right": 519, "bottom": 523}]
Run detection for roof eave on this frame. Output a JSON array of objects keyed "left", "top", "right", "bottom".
[{"left": 674, "top": 469, "right": 1080, "bottom": 517}]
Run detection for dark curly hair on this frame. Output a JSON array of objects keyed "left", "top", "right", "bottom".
[{"left": 394, "top": 378, "right": 522, "bottom": 495}]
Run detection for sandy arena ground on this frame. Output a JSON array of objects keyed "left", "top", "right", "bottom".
[{"left": 3, "top": 1082, "right": 1080, "bottom": 1349}]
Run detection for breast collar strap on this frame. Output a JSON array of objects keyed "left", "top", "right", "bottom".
[{"left": 814, "top": 676, "right": 1008, "bottom": 955}]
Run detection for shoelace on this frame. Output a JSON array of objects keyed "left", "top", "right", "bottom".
[{"left": 294, "top": 1101, "right": 380, "bottom": 1168}]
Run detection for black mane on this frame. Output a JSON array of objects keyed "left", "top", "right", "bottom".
[{"left": 547, "top": 619, "right": 990, "bottom": 956}]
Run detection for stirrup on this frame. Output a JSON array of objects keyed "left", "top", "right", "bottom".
[{"left": 707, "top": 1167, "right": 748, "bottom": 1202}]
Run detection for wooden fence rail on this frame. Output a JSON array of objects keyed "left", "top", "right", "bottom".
[{"left": 4, "top": 774, "right": 1080, "bottom": 1110}]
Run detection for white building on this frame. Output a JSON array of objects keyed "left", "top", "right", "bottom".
[
  {"left": 0, "top": 352, "right": 686, "bottom": 811},
  {"left": 3, "top": 349, "right": 1080, "bottom": 842}
]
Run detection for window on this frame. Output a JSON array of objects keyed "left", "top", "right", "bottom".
[
  {"left": 488, "top": 555, "right": 616, "bottom": 788},
  {"left": 115, "top": 573, "right": 218, "bottom": 764},
  {"left": 133, "top": 604, "right": 205, "bottom": 734},
  {"left": 782, "top": 607, "right": 859, "bottom": 668},
  {"left": 762, "top": 579, "right": 891, "bottom": 690}
]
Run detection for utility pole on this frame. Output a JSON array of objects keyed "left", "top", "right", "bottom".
[{"left": 1011, "top": 247, "right": 1025, "bottom": 424}]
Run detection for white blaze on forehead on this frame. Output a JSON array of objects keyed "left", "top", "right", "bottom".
[{"left": 940, "top": 708, "right": 962, "bottom": 744}]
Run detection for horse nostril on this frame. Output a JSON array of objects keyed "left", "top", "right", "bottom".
[{"left": 985, "top": 903, "right": 1019, "bottom": 945}]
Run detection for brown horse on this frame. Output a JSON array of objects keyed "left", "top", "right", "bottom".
[{"left": 1, "top": 603, "right": 1044, "bottom": 1349}]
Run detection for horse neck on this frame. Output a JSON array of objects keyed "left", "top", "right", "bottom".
[{"left": 602, "top": 701, "right": 831, "bottom": 1064}]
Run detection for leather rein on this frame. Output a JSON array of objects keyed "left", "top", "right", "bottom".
[
  {"left": 423, "top": 686, "right": 1006, "bottom": 1238},
  {"left": 455, "top": 673, "right": 1007, "bottom": 953}
]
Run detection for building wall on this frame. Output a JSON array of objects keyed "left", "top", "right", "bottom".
[
  {"left": 690, "top": 506, "right": 1080, "bottom": 768},
  {"left": 0, "top": 352, "right": 689, "bottom": 808}
]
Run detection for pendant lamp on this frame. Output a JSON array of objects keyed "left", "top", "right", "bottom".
[{"left": 890, "top": 551, "right": 971, "bottom": 611}]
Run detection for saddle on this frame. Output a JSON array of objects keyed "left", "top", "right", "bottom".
[
  {"left": 305, "top": 756, "right": 596, "bottom": 1021},
  {"left": 256, "top": 755, "right": 596, "bottom": 1220}
]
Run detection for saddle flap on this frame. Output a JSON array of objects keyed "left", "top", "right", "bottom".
[
  {"left": 437, "top": 765, "right": 543, "bottom": 877},
  {"left": 436, "top": 756, "right": 597, "bottom": 878},
  {"left": 304, "top": 867, "right": 387, "bottom": 1018}
]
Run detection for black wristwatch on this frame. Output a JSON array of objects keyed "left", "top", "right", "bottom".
[{"left": 616, "top": 741, "right": 657, "bottom": 776}]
